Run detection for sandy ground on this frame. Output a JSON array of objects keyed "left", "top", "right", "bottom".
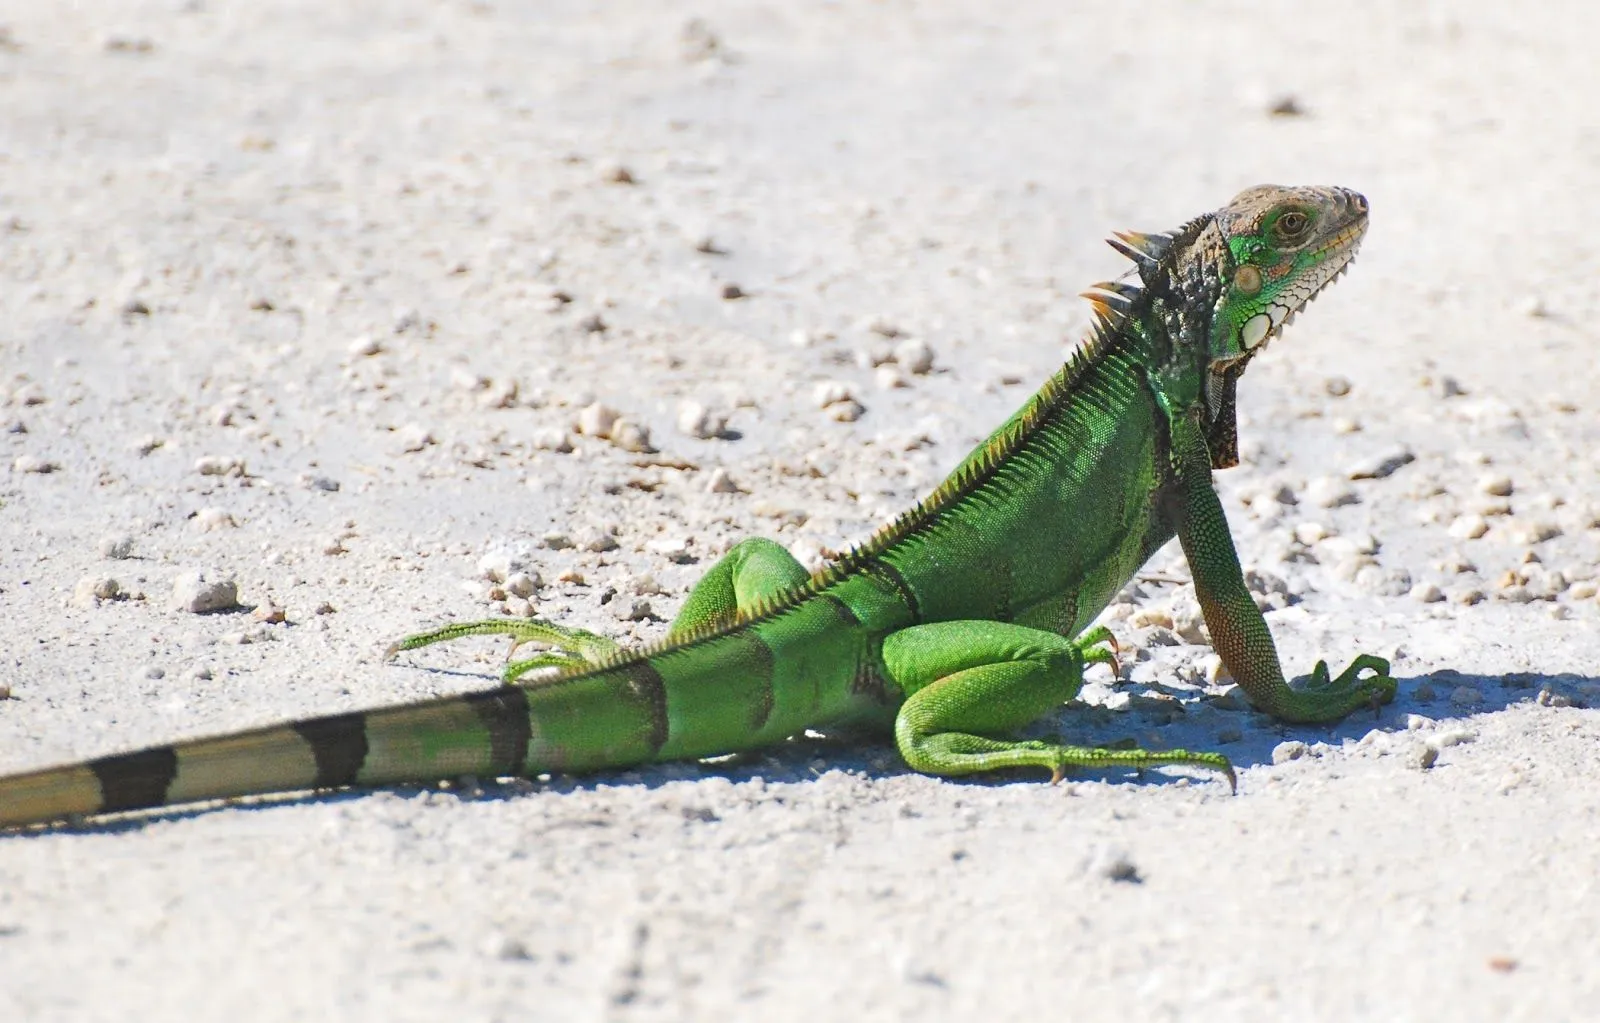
[{"left": 2, "top": 1, "right": 1599, "bottom": 1020}]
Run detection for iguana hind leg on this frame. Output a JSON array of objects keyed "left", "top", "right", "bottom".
[
  {"left": 388, "top": 537, "right": 811, "bottom": 681},
  {"left": 666, "top": 537, "right": 810, "bottom": 635},
  {"left": 884, "top": 620, "right": 1235, "bottom": 788}
]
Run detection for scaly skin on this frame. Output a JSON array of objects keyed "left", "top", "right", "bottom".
[{"left": 0, "top": 185, "right": 1395, "bottom": 829}]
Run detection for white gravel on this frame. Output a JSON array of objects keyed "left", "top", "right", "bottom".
[{"left": 1, "top": 2, "right": 1598, "bottom": 1021}]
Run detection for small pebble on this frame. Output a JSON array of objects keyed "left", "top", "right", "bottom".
[
  {"left": 477, "top": 551, "right": 528, "bottom": 583},
  {"left": 875, "top": 365, "right": 908, "bottom": 390},
  {"left": 826, "top": 399, "right": 865, "bottom": 422},
  {"left": 599, "top": 163, "right": 635, "bottom": 185},
  {"left": 1347, "top": 447, "right": 1415, "bottom": 480},
  {"left": 1271, "top": 740, "right": 1309, "bottom": 765},
  {"left": 98, "top": 534, "right": 136, "bottom": 559},
  {"left": 1431, "top": 728, "right": 1476, "bottom": 749},
  {"left": 171, "top": 570, "right": 240, "bottom": 614},
  {"left": 12, "top": 454, "right": 59, "bottom": 474},
  {"left": 583, "top": 532, "right": 620, "bottom": 553},
  {"left": 577, "top": 403, "right": 621, "bottom": 439},
  {"left": 1449, "top": 685, "right": 1483, "bottom": 706},
  {"left": 539, "top": 289, "right": 574, "bottom": 313},
  {"left": 812, "top": 381, "right": 855, "bottom": 407},
  {"left": 705, "top": 467, "right": 741, "bottom": 494},
  {"left": 1084, "top": 846, "right": 1141, "bottom": 884},
  {"left": 298, "top": 474, "right": 341, "bottom": 492},
  {"left": 610, "top": 419, "right": 653, "bottom": 453},
  {"left": 194, "top": 455, "right": 244, "bottom": 477},
  {"left": 676, "top": 401, "right": 728, "bottom": 439},
  {"left": 680, "top": 17, "right": 721, "bottom": 62},
  {"left": 347, "top": 335, "right": 383, "bottom": 358},
  {"left": 532, "top": 428, "right": 574, "bottom": 453},
  {"left": 1306, "top": 476, "right": 1359, "bottom": 508},
  {"left": 577, "top": 313, "right": 607, "bottom": 333},
  {"left": 1265, "top": 94, "right": 1305, "bottom": 117},
  {"left": 893, "top": 338, "right": 935, "bottom": 375},
  {"left": 612, "top": 598, "right": 654, "bottom": 622},
  {"left": 719, "top": 283, "right": 745, "bottom": 300},
  {"left": 72, "top": 576, "right": 122, "bottom": 607},
  {"left": 1536, "top": 686, "right": 1575, "bottom": 708},
  {"left": 1478, "top": 474, "right": 1514, "bottom": 497},
  {"left": 253, "top": 601, "right": 287, "bottom": 624},
  {"left": 1409, "top": 582, "right": 1445, "bottom": 603},
  {"left": 1448, "top": 514, "right": 1489, "bottom": 540},
  {"left": 1324, "top": 376, "right": 1352, "bottom": 397},
  {"left": 192, "top": 507, "right": 238, "bottom": 532},
  {"left": 1293, "top": 522, "right": 1333, "bottom": 545},
  {"left": 645, "top": 536, "right": 694, "bottom": 562},
  {"left": 1410, "top": 745, "right": 1439, "bottom": 771},
  {"left": 396, "top": 424, "right": 435, "bottom": 452},
  {"left": 1505, "top": 521, "right": 1560, "bottom": 545},
  {"left": 506, "top": 572, "right": 541, "bottom": 598}
]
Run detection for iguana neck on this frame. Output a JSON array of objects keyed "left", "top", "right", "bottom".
[{"left": 1118, "top": 211, "right": 1243, "bottom": 469}]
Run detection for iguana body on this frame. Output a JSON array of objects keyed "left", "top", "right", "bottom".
[{"left": 0, "top": 184, "right": 1395, "bottom": 829}]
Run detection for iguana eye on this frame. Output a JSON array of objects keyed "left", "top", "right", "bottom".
[{"left": 1275, "top": 210, "right": 1310, "bottom": 238}]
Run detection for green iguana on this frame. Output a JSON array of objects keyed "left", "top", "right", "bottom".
[{"left": 0, "top": 184, "right": 1396, "bottom": 829}]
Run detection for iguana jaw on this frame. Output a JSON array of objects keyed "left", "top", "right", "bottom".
[{"left": 1228, "top": 216, "right": 1366, "bottom": 364}]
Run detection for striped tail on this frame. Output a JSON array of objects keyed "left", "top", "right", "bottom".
[{"left": 0, "top": 661, "right": 677, "bottom": 829}]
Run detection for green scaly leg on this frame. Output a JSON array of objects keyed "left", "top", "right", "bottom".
[
  {"left": 664, "top": 537, "right": 810, "bottom": 635},
  {"left": 885, "top": 620, "right": 1236, "bottom": 789},
  {"left": 385, "top": 619, "right": 622, "bottom": 681},
  {"left": 387, "top": 537, "right": 812, "bottom": 682},
  {"left": 1168, "top": 415, "right": 1397, "bottom": 721}
]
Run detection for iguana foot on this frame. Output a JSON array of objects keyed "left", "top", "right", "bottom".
[
  {"left": 1275, "top": 653, "right": 1396, "bottom": 723},
  {"left": 385, "top": 619, "right": 622, "bottom": 682},
  {"left": 1073, "top": 624, "right": 1120, "bottom": 675}
]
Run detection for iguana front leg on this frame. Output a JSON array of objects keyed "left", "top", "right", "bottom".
[
  {"left": 885, "top": 621, "right": 1236, "bottom": 787},
  {"left": 1169, "top": 414, "right": 1397, "bottom": 721},
  {"left": 388, "top": 537, "right": 810, "bottom": 681}
]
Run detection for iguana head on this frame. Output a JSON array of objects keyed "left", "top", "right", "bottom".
[
  {"left": 1199, "top": 185, "right": 1367, "bottom": 466},
  {"left": 1208, "top": 184, "right": 1368, "bottom": 369},
  {"left": 1086, "top": 185, "right": 1367, "bottom": 468}
]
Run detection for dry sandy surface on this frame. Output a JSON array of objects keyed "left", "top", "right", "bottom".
[{"left": 2, "top": 2, "right": 1599, "bottom": 1020}]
